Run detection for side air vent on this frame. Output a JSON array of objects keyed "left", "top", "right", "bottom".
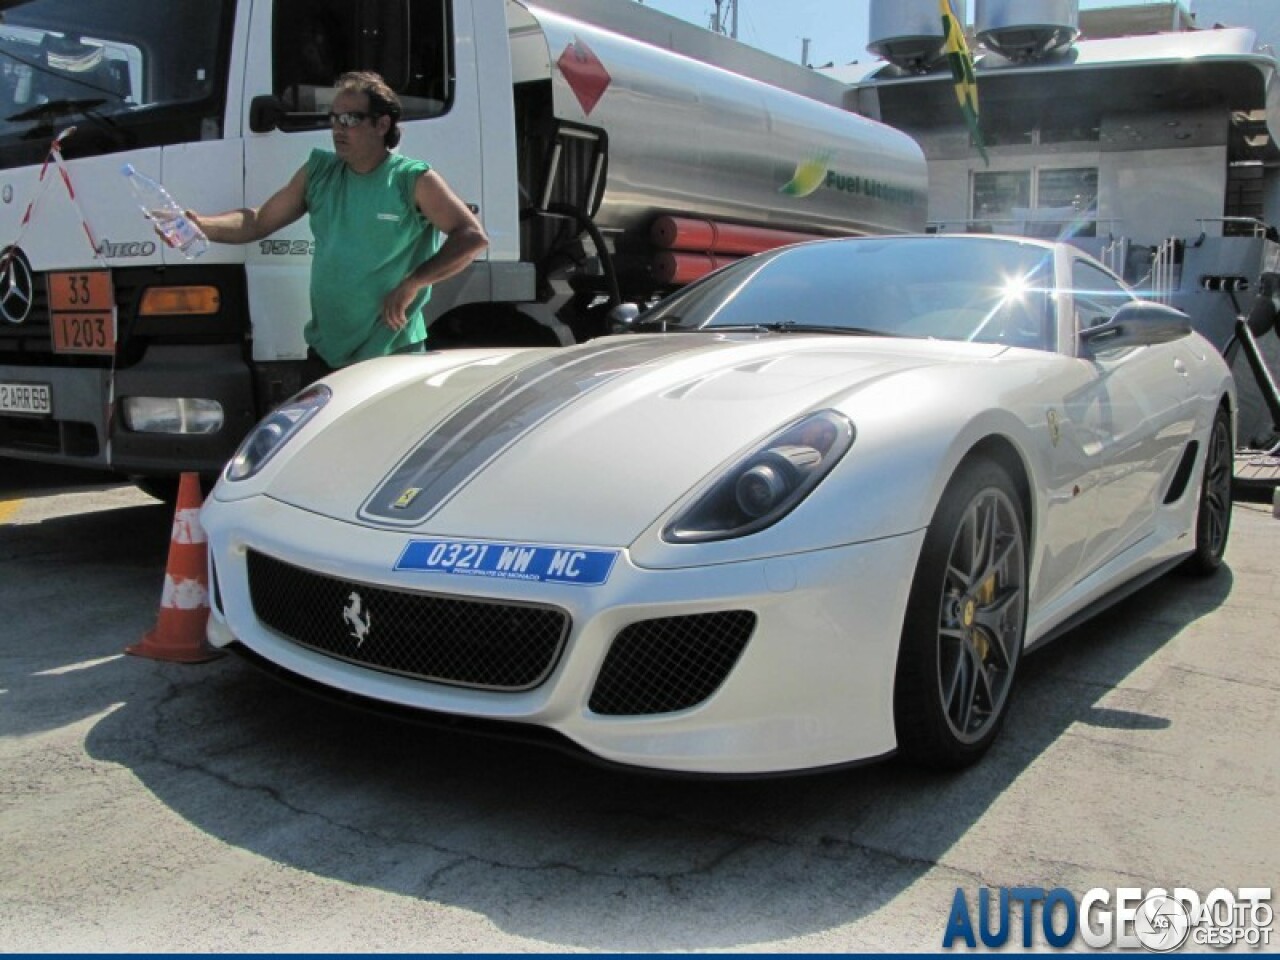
[
  {"left": 1164, "top": 440, "right": 1200, "bottom": 504},
  {"left": 589, "top": 611, "right": 756, "bottom": 716}
]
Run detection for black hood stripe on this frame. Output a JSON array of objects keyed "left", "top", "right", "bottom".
[{"left": 361, "top": 336, "right": 715, "bottom": 525}]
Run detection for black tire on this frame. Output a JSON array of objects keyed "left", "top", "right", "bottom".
[
  {"left": 1181, "top": 406, "right": 1233, "bottom": 577},
  {"left": 893, "top": 459, "right": 1029, "bottom": 770}
]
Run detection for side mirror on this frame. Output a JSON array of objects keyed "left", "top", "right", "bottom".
[
  {"left": 249, "top": 95, "right": 285, "bottom": 133},
  {"left": 249, "top": 95, "right": 327, "bottom": 134},
  {"left": 1079, "top": 300, "right": 1192, "bottom": 354},
  {"left": 608, "top": 302, "right": 641, "bottom": 334}
]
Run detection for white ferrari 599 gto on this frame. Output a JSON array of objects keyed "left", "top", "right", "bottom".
[{"left": 201, "top": 235, "right": 1235, "bottom": 774}]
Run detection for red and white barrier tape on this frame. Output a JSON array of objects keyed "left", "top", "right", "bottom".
[{"left": 1, "top": 126, "right": 105, "bottom": 268}]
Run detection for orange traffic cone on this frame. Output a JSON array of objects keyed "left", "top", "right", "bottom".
[{"left": 127, "top": 472, "right": 223, "bottom": 663}]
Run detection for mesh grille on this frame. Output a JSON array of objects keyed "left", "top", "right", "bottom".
[
  {"left": 247, "top": 550, "right": 570, "bottom": 690},
  {"left": 589, "top": 611, "right": 757, "bottom": 716}
]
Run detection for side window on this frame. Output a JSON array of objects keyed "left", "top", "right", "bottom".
[
  {"left": 273, "top": 0, "right": 452, "bottom": 120},
  {"left": 1071, "top": 260, "right": 1133, "bottom": 331}
]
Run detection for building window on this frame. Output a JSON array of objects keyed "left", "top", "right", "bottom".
[
  {"left": 972, "top": 167, "right": 1098, "bottom": 238},
  {"left": 972, "top": 171, "right": 1031, "bottom": 224}
]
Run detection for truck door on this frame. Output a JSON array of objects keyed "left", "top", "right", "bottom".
[{"left": 240, "top": 0, "right": 484, "bottom": 365}]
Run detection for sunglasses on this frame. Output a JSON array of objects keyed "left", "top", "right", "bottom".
[{"left": 328, "top": 110, "right": 373, "bottom": 128}]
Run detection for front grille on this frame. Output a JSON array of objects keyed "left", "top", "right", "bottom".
[
  {"left": 0, "top": 269, "right": 51, "bottom": 353},
  {"left": 247, "top": 550, "right": 570, "bottom": 691},
  {"left": 0, "top": 264, "right": 247, "bottom": 366},
  {"left": 0, "top": 416, "right": 98, "bottom": 456},
  {"left": 589, "top": 611, "right": 757, "bottom": 716}
]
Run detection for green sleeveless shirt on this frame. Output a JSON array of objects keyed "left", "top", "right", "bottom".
[{"left": 304, "top": 149, "right": 442, "bottom": 366}]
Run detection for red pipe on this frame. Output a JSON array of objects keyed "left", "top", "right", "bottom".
[
  {"left": 651, "top": 251, "right": 741, "bottom": 286},
  {"left": 651, "top": 215, "right": 826, "bottom": 256}
]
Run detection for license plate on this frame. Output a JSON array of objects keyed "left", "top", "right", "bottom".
[
  {"left": 0, "top": 381, "right": 52, "bottom": 416},
  {"left": 396, "top": 539, "right": 620, "bottom": 585}
]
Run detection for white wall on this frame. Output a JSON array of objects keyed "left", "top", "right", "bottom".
[{"left": 1101, "top": 145, "right": 1228, "bottom": 242}]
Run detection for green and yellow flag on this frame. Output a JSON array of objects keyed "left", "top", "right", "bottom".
[{"left": 939, "top": 0, "right": 988, "bottom": 165}]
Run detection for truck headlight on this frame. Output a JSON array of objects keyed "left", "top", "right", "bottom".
[
  {"left": 121, "top": 397, "right": 223, "bottom": 434},
  {"left": 664, "top": 410, "right": 854, "bottom": 542},
  {"left": 225, "top": 384, "right": 330, "bottom": 481}
]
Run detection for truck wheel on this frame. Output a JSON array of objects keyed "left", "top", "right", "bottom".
[{"left": 893, "top": 459, "right": 1028, "bottom": 770}]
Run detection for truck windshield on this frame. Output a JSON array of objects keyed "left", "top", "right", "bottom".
[{"left": 0, "top": 0, "right": 232, "bottom": 165}]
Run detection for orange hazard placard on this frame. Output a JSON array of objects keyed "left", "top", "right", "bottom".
[
  {"left": 48, "top": 270, "right": 115, "bottom": 355},
  {"left": 51, "top": 313, "right": 115, "bottom": 354},
  {"left": 48, "top": 270, "right": 114, "bottom": 311}
]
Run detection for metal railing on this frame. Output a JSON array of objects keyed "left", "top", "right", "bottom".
[
  {"left": 1195, "top": 217, "right": 1270, "bottom": 239},
  {"left": 1148, "top": 237, "right": 1180, "bottom": 304}
]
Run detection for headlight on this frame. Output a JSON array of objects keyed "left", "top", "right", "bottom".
[
  {"left": 664, "top": 410, "right": 855, "bottom": 542},
  {"left": 225, "top": 384, "right": 331, "bottom": 481},
  {"left": 121, "top": 397, "right": 223, "bottom": 435}
]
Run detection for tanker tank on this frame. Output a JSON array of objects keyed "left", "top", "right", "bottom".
[{"left": 512, "top": 3, "right": 928, "bottom": 246}]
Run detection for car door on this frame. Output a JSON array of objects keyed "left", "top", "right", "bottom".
[{"left": 1068, "top": 258, "right": 1195, "bottom": 576}]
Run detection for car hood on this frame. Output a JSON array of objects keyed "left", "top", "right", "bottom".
[{"left": 265, "top": 333, "right": 1003, "bottom": 545}]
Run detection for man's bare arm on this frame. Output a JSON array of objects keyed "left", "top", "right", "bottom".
[
  {"left": 380, "top": 170, "right": 490, "bottom": 330},
  {"left": 189, "top": 165, "right": 309, "bottom": 244}
]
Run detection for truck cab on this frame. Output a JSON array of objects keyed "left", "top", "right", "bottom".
[{"left": 0, "top": 0, "right": 926, "bottom": 484}]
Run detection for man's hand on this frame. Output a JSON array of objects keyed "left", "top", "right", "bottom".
[
  {"left": 380, "top": 280, "right": 421, "bottom": 331},
  {"left": 146, "top": 207, "right": 186, "bottom": 248}
]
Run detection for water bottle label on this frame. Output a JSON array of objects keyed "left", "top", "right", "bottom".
[{"left": 171, "top": 216, "right": 196, "bottom": 244}]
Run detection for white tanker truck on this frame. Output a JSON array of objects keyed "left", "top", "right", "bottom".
[{"left": 0, "top": 0, "right": 927, "bottom": 488}]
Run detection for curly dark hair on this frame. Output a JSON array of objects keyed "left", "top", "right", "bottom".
[{"left": 335, "top": 70, "right": 403, "bottom": 148}]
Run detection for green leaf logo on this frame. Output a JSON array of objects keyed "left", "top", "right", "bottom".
[{"left": 780, "top": 153, "right": 832, "bottom": 197}]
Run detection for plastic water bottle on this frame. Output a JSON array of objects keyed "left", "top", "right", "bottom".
[{"left": 121, "top": 163, "right": 208, "bottom": 259}]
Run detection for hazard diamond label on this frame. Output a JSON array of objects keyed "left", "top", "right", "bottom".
[{"left": 557, "top": 36, "right": 611, "bottom": 116}]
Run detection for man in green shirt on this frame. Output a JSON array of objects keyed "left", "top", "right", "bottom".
[{"left": 190, "top": 71, "right": 488, "bottom": 376}]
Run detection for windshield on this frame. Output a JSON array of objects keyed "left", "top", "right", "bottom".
[
  {"left": 642, "top": 237, "right": 1059, "bottom": 351},
  {"left": 0, "top": 0, "right": 233, "bottom": 164}
]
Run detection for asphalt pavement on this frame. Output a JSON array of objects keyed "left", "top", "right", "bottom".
[{"left": 1, "top": 460, "right": 1277, "bottom": 952}]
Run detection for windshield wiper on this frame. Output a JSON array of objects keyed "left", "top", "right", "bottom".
[
  {"left": 5, "top": 97, "right": 135, "bottom": 152},
  {"left": 6, "top": 97, "right": 131, "bottom": 148},
  {"left": 6, "top": 97, "right": 107, "bottom": 124}
]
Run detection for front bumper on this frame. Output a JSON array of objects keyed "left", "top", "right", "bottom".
[
  {"left": 0, "top": 343, "right": 256, "bottom": 474},
  {"left": 202, "top": 493, "right": 924, "bottom": 775}
]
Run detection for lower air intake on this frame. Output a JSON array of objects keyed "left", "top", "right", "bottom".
[{"left": 588, "top": 610, "right": 757, "bottom": 716}]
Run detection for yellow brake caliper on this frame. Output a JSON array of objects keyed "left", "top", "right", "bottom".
[{"left": 966, "top": 574, "right": 998, "bottom": 662}]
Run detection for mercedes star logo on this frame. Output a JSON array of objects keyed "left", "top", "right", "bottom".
[{"left": 0, "top": 247, "right": 34, "bottom": 325}]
